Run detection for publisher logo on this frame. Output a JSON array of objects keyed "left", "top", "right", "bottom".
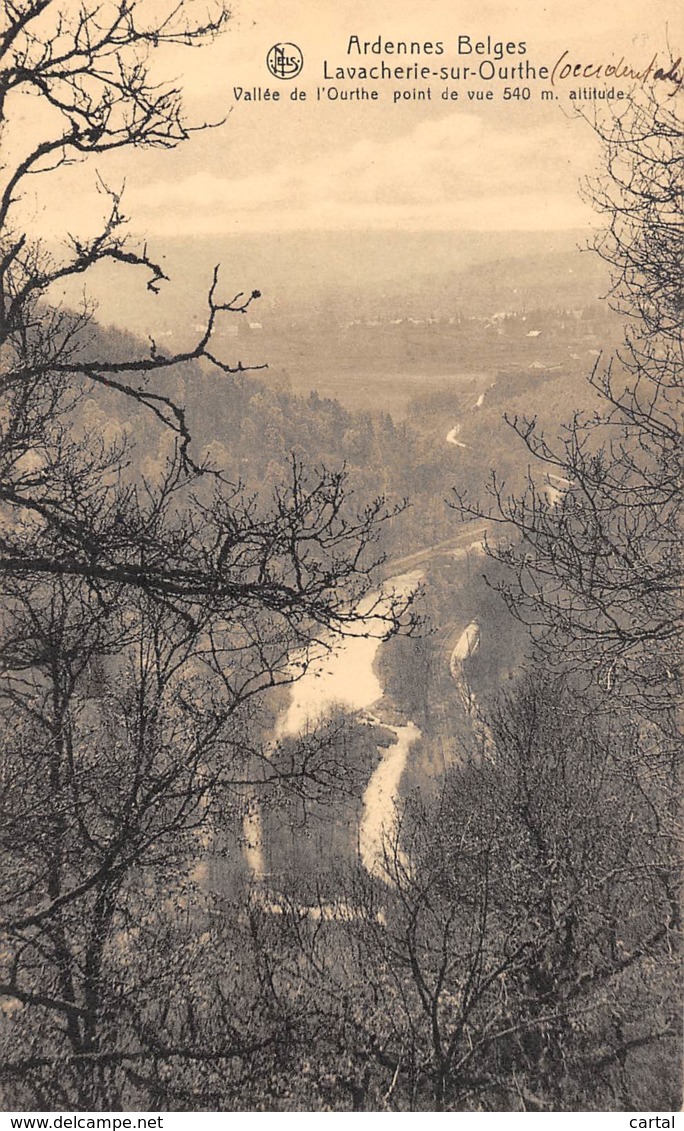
[{"left": 266, "top": 43, "right": 304, "bottom": 80}]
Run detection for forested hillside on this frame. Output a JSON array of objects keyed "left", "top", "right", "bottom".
[{"left": 0, "top": 0, "right": 680, "bottom": 1112}]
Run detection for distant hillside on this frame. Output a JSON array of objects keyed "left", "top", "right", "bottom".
[
  {"left": 423, "top": 249, "right": 609, "bottom": 316},
  {"left": 68, "top": 228, "right": 604, "bottom": 341}
]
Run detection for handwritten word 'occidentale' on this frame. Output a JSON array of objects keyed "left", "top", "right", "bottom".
[{"left": 551, "top": 51, "right": 683, "bottom": 95}]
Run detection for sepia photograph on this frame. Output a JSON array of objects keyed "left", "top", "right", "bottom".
[{"left": 0, "top": 0, "right": 681, "bottom": 1116}]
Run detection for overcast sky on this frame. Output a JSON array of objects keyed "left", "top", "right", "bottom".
[{"left": 10, "top": 0, "right": 680, "bottom": 241}]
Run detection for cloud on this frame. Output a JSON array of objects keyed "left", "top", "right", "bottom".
[{"left": 127, "top": 109, "right": 595, "bottom": 234}]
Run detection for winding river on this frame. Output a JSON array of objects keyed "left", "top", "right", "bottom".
[
  {"left": 358, "top": 717, "right": 421, "bottom": 879},
  {"left": 446, "top": 422, "right": 467, "bottom": 448},
  {"left": 244, "top": 570, "right": 423, "bottom": 883},
  {"left": 449, "top": 621, "right": 480, "bottom": 716}
]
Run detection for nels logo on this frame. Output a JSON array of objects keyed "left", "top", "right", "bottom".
[{"left": 266, "top": 42, "right": 304, "bottom": 80}]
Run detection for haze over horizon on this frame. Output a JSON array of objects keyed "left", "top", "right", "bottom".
[{"left": 59, "top": 226, "right": 609, "bottom": 340}]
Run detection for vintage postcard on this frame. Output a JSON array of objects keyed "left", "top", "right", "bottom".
[{"left": 0, "top": 0, "right": 681, "bottom": 1117}]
